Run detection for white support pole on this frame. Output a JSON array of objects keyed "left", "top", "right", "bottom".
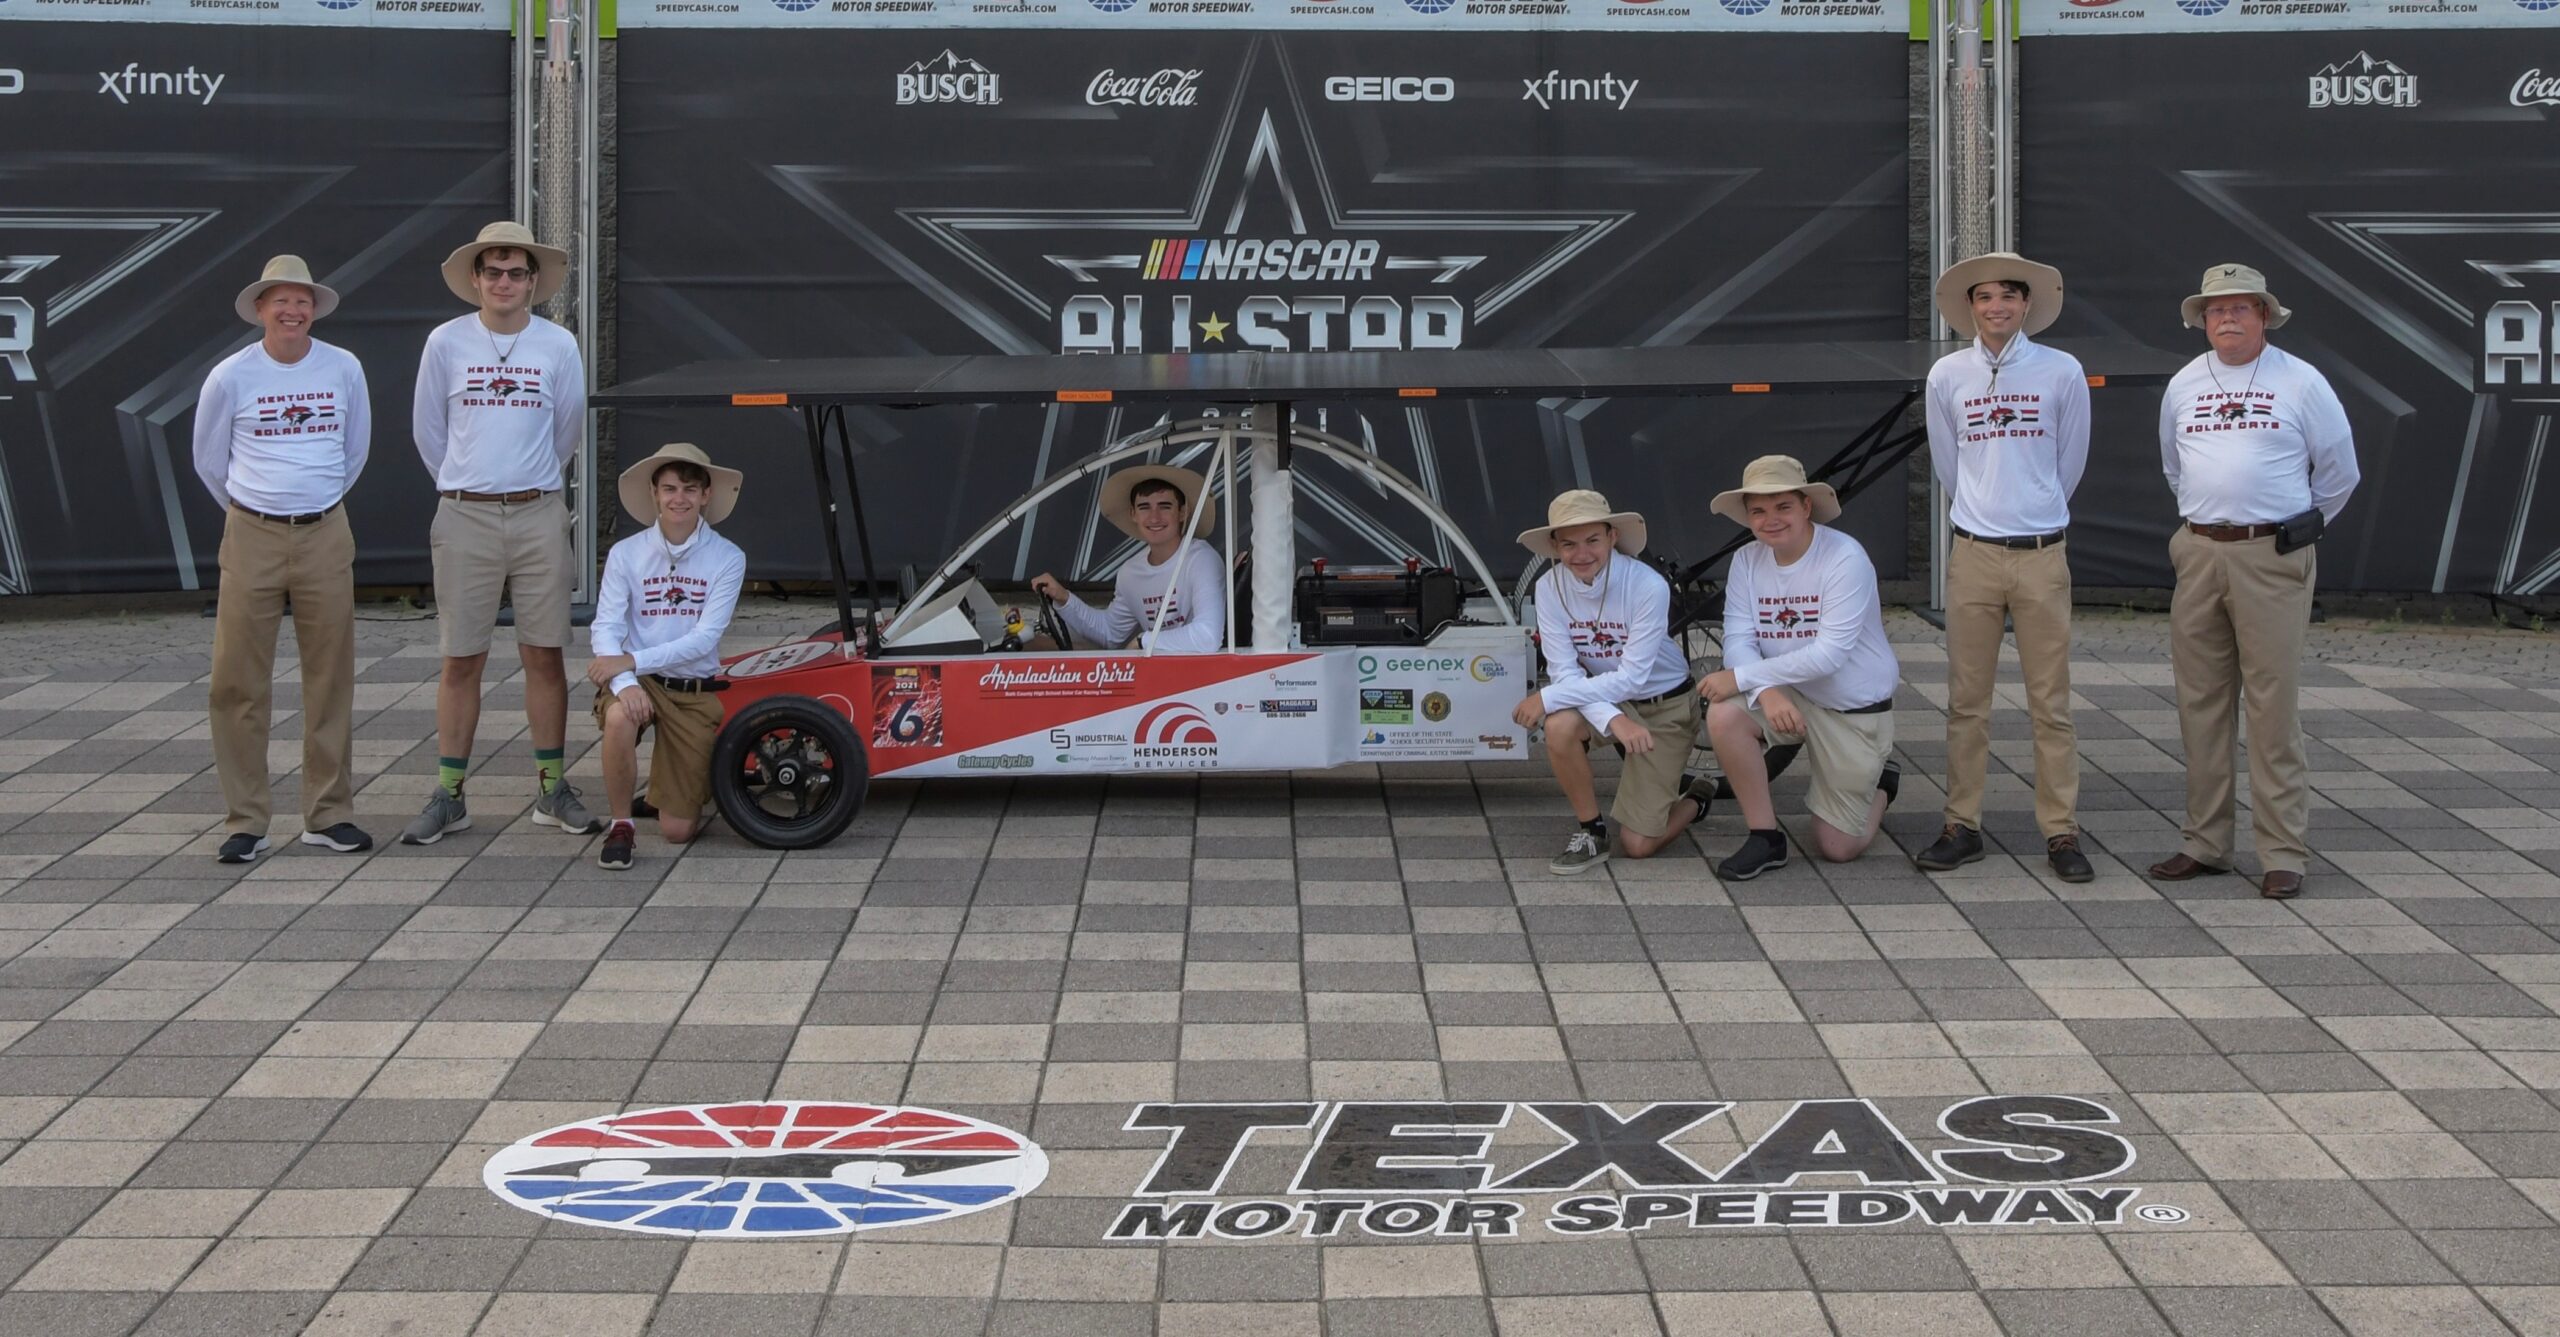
[{"left": 1250, "top": 405, "right": 1295, "bottom": 651}]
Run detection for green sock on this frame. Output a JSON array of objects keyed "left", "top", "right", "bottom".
[
  {"left": 437, "top": 757, "right": 467, "bottom": 797},
  {"left": 535, "top": 748, "right": 565, "bottom": 795}
]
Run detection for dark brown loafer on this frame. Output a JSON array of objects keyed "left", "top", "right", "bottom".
[
  {"left": 2260, "top": 870, "right": 2304, "bottom": 900},
  {"left": 2147, "top": 853, "right": 2230, "bottom": 881}
]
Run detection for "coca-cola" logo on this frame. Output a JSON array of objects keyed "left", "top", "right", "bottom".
[
  {"left": 2515, "top": 68, "right": 2560, "bottom": 107},
  {"left": 1087, "top": 68, "right": 1204, "bottom": 108}
]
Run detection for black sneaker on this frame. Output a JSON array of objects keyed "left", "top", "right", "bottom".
[
  {"left": 1914, "top": 822, "right": 1985, "bottom": 872},
  {"left": 630, "top": 794, "right": 658, "bottom": 821},
  {"left": 1717, "top": 830, "right": 1789, "bottom": 882},
  {"left": 1877, "top": 764, "right": 1902, "bottom": 806},
  {"left": 1679, "top": 772, "right": 1718, "bottom": 817},
  {"left": 1549, "top": 827, "right": 1610, "bottom": 876},
  {"left": 2047, "top": 833, "right": 2096, "bottom": 884},
  {"left": 597, "top": 821, "right": 636, "bottom": 871},
  {"left": 299, "top": 823, "right": 373, "bottom": 854},
  {"left": 215, "top": 833, "right": 270, "bottom": 865}
]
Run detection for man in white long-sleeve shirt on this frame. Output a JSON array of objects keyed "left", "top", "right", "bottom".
[
  {"left": 1513, "top": 491, "right": 1705, "bottom": 875},
  {"left": 1031, "top": 466, "right": 1225, "bottom": 654},
  {"left": 585, "top": 443, "right": 747, "bottom": 870},
  {"left": 1697, "top": 457, "right": 1903, "bottom": 882},
  {"left": 2149, "top": 264, "right": 2360, "bottom": 902},
  {"left": 1920, "top": 252, "right": 2095, "bottom": 883},
  {"left": 404, "top": 221, "right": 597, "bottom": 846},
  {"left": 193, "top": 255, "right": 374, "bottom": 864}
]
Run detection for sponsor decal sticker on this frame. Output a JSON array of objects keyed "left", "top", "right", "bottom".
[
  {"left": 485, "top": 1102, "right": 1047, "bottom": 1238},
  {"left": 871, "top": 664, "right": 944, "bottom": 748},
  {"left": 1360, "top": 687, "right": 1414, "bottom": 724},
  {"left": 1088, "top": 68, "right": 1203, "bottom": 108},
  {"left": 1422, "top": 691, "right": 1452, "bottom": 722},
  {"left": 2515, "top": 68, "right": 2560, "bottom": 106},
  {"left": 725, "top": 641, "right": 837, "bottom": 679}
]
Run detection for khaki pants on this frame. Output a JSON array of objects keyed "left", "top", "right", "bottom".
[
  {"left": 1741, "top": 695, "right": 1895, "bottom": 838},
  {"left": 1592, "top": 692, "right": 1700, "bottom": 840},
  {"left": 209, "top": 506, "right": 357, "bottom": 836},
  {"left": 1942, "top": 535, "right": 2078, "bottom": 838},
  {"left": 429, "top": 493, "right": 573, "bottom": 655},
  {"left": 2168, "top": 526, "right": 2316, "bottom": 874}
]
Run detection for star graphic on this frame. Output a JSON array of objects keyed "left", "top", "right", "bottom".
[
  {"left": 762, "top": 35, "right": 1631, "bottom": 356},
  {"left": 1197, "top": 311, "right": 1230, "bottom": 344}
]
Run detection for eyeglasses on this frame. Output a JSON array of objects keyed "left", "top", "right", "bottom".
[
  {"left": 2201, "top": 301, "right": 2262, "bottom": 320},
  {"left": 478, "top": 266, "right": 534, "bottom": 283}
]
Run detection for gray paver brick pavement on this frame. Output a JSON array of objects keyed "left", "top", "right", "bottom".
[{"left": 0, "top": 601, "right": 2556, "bottom": 1333}]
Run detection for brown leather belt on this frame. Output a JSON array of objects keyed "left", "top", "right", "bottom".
[
  {"left": 2188, "top": 521, "right": 2281, "bottom": 542},
  {"left": 233, "top": 502, "right": 339, "bottom": 527},
  {"left": 440, "top": 488, "right": 549, "bottom": 503}
]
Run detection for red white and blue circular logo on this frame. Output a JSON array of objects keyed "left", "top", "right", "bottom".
[{"left": 483, "top": 1102, "right": 1048, "bottom": 1238}]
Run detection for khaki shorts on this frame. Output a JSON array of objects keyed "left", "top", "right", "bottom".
[
  {"left": 1592, "top": 691, "right": 1700, "bottom": 839},
  {"left": 431, "top": 493, "right": 573, "bottom": 655},
  {"left": 594, "top": 678, "right": 726, "bottom": 822},
  {"left": 1742, "top": 692, "right": 1895, "bottom": 837}
]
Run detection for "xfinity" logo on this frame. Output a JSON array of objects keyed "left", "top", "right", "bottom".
[
  {"left": 1520, "top": 71, "right": 1640, "bottom": 111},
  {"left": 1324, "top": 76, "right": 1453, "bottom": 103},
  {"left": 98, "top": 63, "right": 225, "bottom": 106}
]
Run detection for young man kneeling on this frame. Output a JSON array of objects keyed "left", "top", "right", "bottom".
[
  {"left": 1516, "top": 490, "right": 1712, "bottom": 875},
  {"left": 585, "top": 443, "right": 747, "bottom": 869},
  {"left": 1697, "top": 456, "right": 1903, "bottom": 881}
]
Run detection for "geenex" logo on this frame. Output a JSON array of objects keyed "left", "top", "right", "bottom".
[{"left": 1107, "top": 1098, "right": 2172, "bottom": 1241}]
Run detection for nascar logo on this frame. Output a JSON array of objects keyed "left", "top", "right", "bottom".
[
  {"left": 483, "top": 1102, "right": 1047, "bottom": 1238},
  {"left": 1138, "top": 237, "right": 1383, "bottom": 283}
]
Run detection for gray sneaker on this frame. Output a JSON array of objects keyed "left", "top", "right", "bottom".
[
  {"left": 532, "top": 780, "right": 603, "bottom": 835},
  {"left": 400, "top": 788, "right": 471, "bottom": 845},
  {"left": 1549, "top": 827, "right": 1611, "bottom": 876}
]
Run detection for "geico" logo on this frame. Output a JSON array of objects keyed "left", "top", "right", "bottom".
[{"left": 1323, "top": 76, "right": 1454, "bottom": 103}]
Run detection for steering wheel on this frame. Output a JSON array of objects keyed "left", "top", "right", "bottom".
[{"left": 1036, "top": 597, "right": 1074, "bottom": 652}]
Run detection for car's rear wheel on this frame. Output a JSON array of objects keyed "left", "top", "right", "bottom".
[{"left": 710, "top": 695, "right": 868, "bottom": 850}]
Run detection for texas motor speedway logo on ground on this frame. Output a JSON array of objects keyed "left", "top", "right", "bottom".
[{"left": 1105, "top": 1097, "right": 2183, "bottom": 1241}]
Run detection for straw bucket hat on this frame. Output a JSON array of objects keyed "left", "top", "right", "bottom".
[
  {"left": 618, "top": 443, "right": 743, "bottom": 525},
  {"left": 1516, "top": 490, "right": 1647, "bottom": 560},
  {"left": 1934, "top": 251, "right": 2065, "bottom": 340},
  {"left": 1099, "top": 465, "right": 1213, "bottom": 541},
  {"left": 2180, "top": 262, "right": 2292, "bottom": 330},
  {"left": 1710, "top": 455, "right": 1841, "bottom": 526},
  {"left": 234, "top": 255, "right": 340, "bottom": 326},
  {"left": 441, "top": 221, "right": 569, "bottom": 307}
]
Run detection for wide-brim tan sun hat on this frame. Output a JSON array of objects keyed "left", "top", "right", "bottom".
[
  {"left": 1099, "top": 465, "right": 1213, "bottom": 542},
  {"left": 1710, "top": 454, "right": 1843, "bottom": 526},
  {"left": 618, "top": 442, "right": 743, "bottom": 526},
  {"left": 234, "top": 255, "right": 340, "bottom": 326},
  {"left": 2181, "top": 262, "right": 2292, "bottom": 330},
  {"left": 1516, "top": 490, "right": 1647, "bottom": 560},
  {"left": 1934, "top": 251, "right": 2065, "bottom": 340},
  {"left": 441, "top": 221, "right": 569, "bottom": 307}
]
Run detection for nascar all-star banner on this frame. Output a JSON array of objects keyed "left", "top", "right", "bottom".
[
  {"left": 2021, "top": 25, "right": 2560, "bottom": 593},
  {"left": 2022, "top": 0, "right": 2560, "bottom": 36},
  {"left": 616, "top": 27, "right": 1912, "bottom": 585},
  {"left": 0, "top": 15, "right": 508, "bottom": 593},
  {"left": 618, "top": 0, "right": 1904, "bottom": 33}
]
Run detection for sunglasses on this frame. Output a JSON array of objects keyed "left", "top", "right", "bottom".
[{"left": 477, "top": 266, "right": 535, "bottom": 283}]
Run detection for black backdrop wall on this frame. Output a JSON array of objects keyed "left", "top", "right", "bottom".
[
  {"left": 2021, "top": 24, "right": 2560, "bottom": 594},
  {"left": 615, "top": 28, "right": 1914, "bottom": 585},
  {"left": 0, "top": 17, "right": 510, "bottom": 595}
]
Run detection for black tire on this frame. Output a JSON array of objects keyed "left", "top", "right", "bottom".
[{"left": 710, "top": 694, "right": 868, "bottom": 850}]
